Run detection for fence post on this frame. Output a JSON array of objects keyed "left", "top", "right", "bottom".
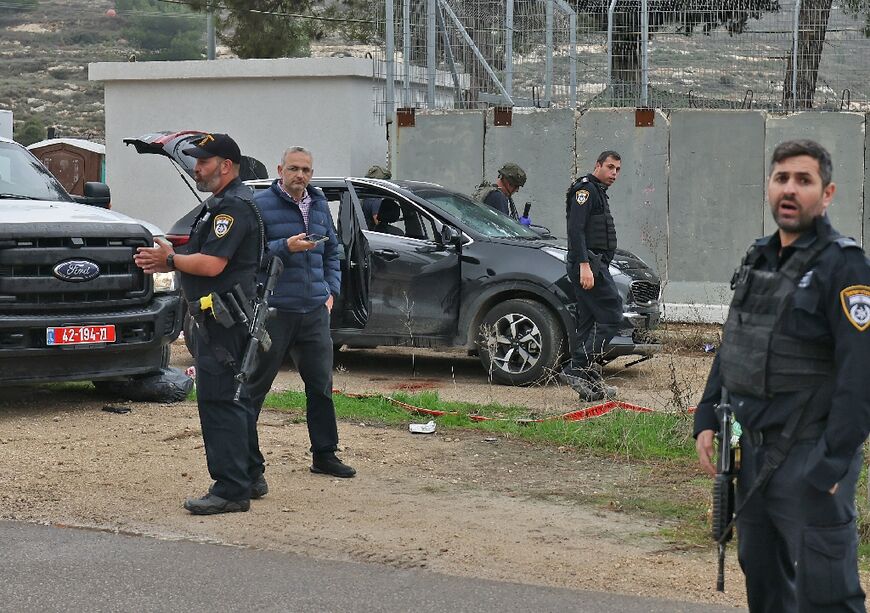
[
  {"left": 386, "top": 0, "right": 396, "bottom": 120},
  {"left": 607, "top": 0, "right": 618, "bottom": 105},
  {"left": 545, "top": 0, "right": 554, "bottom": 106},
  {"left": 427, "top": 0, "right": 436, "bottom": 108},
  {"left": 641, "top": 0, "right": 649, "bottom": 106},
  {"left": 792, "top": 0, "right": 802, "bottom": 111},
  {"left": 403, "top": 0, "right": 410, "bottom": 106},
  {"left": 505, "top": 0, "right": 514, "bottom": 99},
  {"left": 554, "top": 0, "right": 577, "bottom": 108}
]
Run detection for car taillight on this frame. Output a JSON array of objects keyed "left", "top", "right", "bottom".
[{"left": 167, "top": 234, "right": 190, "bottom": 248}]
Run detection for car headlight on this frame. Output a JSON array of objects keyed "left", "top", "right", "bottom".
[
  {"left": 153, "top": 271, "right": 178, "bottom": 293},
  {"left": 542, "top": 246, "right": 568, "bottom": 262}
]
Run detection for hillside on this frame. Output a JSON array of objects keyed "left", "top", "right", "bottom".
[{"left": 0, "top": 0, "right": 132, "bottom": 141}]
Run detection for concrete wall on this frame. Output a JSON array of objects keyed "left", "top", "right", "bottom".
[
  {"left": 484, "top": 108, "right": 574, "bottom": 236},
  {"left": 393, "top": 108, "right": 868, "bottom": 319},
  {"left": 91, "top": 58, "right": 408, "bottom": 233},
  {"left": 390, "top": 110, "right": 485, "bottom": 197}
]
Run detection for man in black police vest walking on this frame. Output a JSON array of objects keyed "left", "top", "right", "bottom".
[
  {"left": 695, "top": 140, "right": 870, "bottom": 612},
  {"left": 134, "top": 133, "right": 264, "bottom": 515},
  {"left": 559, "top": 151, "right": 623, "bottom": 401}
]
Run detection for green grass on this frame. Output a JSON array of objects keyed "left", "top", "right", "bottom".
[{"left": 263, "top": 388, "right": 697, "bottom": 461}]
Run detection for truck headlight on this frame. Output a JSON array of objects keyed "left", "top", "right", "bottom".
[{"left": 153, "top": 271, "right": 178, "bottom": 293}]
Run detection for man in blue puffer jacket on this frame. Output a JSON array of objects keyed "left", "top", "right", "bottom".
[{"left": 247, "top": 146, "right": 356, "bottom": 482}]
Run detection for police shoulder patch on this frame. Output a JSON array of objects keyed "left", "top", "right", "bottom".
[
  {"left": 840, "top": 285, "right": 870, "bottom": 331},
  {"left": 213, "top": 214, "right": 234, "bottom": 238},
  {"left": 575, "top": 189, "right": 590, "bottom": 205}
]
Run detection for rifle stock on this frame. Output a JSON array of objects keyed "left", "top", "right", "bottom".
[
  {"left": 712, "top": 388, "right": 736, "bottom": 592},
  {"left": 234, "top": 256, "right": 284, "bottom": 401}
]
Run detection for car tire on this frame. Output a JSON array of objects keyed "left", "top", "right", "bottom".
[{"left": 476, "top": 298, "right": 565, "bottom": 386}]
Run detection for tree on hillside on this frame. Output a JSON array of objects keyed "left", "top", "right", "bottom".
[
  {"left": 116, "top": 0, "right": 205, "bottom": 61},
  {"left": 14, "top": 116, "right": 45, "bottom": 146},
  {"left": 187, "top": 0, "right": 319, "bottom": 58}
]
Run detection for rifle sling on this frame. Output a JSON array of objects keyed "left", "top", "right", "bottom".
[{"left": 716, "top": 387, "right": 823, "bottom": 545}]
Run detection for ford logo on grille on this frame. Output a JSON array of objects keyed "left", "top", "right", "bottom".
[{"left": 53, "top": 259, "right": 101, "bottom": 282}]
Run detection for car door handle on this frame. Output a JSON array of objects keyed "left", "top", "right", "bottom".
[{"left": 373, "top": 249, "right": 399, "bottom": 261}]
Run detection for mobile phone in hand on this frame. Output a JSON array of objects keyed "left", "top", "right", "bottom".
[{"left": 304, "top": 233, "right": 329, "bottom": 244}]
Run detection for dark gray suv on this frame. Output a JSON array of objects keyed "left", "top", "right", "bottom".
[{"left": 126, "top": 131, "right": 660, "bottom": 386}]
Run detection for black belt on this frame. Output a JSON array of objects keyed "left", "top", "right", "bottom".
[{"left": 744, "top": 421, "right": 826, "bottom": 447}]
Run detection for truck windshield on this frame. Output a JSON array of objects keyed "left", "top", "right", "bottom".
[
  {"left": 411, "top": 187, "right": 541, "bottom": 239},
  {"left": 0, "top": 142, "right": 72, "bottom": 202}
]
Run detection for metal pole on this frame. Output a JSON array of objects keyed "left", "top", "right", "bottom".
[
  {"left": 439, "top": 0, "right": 514, "bottom": 105},
  {"left": 641, "top": 0, "right": 648, "bottom": 106},
  {"left": 436, "top": 1, "right": 463, "bottom": 103},
  {"left": 206, "top": 3, "right": 215, "bottom": 60},
  {"left": 403, "top": 0, "right": 411, "bottom": 106},
  {"left": 792, "top": 0, "right": 802, "bottom": 110},
  {"left": 607, "top": 0, "right": 618, "bottom": 104},
  {"left": 427, "top": 0, "right": 436, "bottom": 108},
  {"left": 505, "top": 0, "right": 514, "bottom": 98},
  {"left": 545, "top": 0, "right": 553, "bottom": 106},
  {"left": 554, "top": 0, "right": 577, "bottom": 108},
  {"left": 386, "top": 0, "right": 396, "bottom": 120}
]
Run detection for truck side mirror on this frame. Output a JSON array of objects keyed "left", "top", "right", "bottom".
[{"left": 73, "top": 182, "right": 111, "bottom": 209}]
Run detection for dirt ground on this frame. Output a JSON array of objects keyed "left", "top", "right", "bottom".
[{"left": 1, "top": 341, "right": 751, "bottom": 607}]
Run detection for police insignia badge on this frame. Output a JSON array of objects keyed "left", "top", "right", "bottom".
[
  {"left": 575, "top": 189, "right": 590, "bottom": 205},
  {"left": 213, "top": 214, "right": 234, "bottom": 238},
  {"left": 840, "top": 285, "right": 870, "bottom": 331}
]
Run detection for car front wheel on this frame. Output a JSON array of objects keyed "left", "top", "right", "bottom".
[{"left": 476, "top": 298, "right": 565, "bottom": 386}]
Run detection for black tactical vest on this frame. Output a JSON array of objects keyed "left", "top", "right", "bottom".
[
  {"left": 566, "top": 177, "right": 617, "bottom": 251},
  {"left": 718, "top": 226, "right": 847, "bottom": 399}
]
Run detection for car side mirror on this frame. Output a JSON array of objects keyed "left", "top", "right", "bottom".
[
  {"left": 73, "top": 182, "right": 111, "bottom": 209},
  {"left": 440, "top": 225, "right": 461, "bottom": 246}
]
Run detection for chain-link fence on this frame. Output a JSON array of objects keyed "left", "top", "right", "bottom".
[{"left": 369, "top": 0, "right": 869, "bottom": 120}]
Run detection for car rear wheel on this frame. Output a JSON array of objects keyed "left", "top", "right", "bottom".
[{"left": 476, "top": 298, "right": 565, "bottom": 386}]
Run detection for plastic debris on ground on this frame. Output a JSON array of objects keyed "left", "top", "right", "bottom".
[
  {"left": 95, "top": 367, "right": 193, "bottom": 403},
  {"left": 409, "top": 420, "right": 437, "bottom": 434}
]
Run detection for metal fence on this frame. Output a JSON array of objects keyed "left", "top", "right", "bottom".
[{"left": 370, "top": 0, "right": 869, "bottom": 119}]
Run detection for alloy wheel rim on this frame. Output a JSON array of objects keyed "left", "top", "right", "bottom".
[{"left": 485, "top": 312, "right": 542, "bottom": 374}]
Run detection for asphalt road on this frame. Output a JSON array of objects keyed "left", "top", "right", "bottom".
[{"left": 1, "top": 521, "right": 744, "bottom": 613}]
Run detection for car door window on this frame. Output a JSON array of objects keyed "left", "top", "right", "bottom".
[{"left": 356, "top": 189, "right": 437, "bottom": 241}]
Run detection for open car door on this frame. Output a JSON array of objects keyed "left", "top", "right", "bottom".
[{"left": 334, "top": 183, "right": 371, "bottom": 328}]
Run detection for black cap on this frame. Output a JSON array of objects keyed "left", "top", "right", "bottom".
[{"left": 182, "top": 133, "right": 242, "bottom": 164}]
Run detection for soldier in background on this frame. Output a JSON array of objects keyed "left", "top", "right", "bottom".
[{"left": 473, "top": 162, "right": 526, "bottom": 221}]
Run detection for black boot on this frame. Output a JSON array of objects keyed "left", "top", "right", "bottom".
[{"left": 311, "top": 452, "right": 356, "bottom": 478}]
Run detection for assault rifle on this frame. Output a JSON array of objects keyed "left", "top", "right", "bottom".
[
  {"left": 712, "top": 388, "right": 736, "bottom": 592},
  {"left": 233, "top": 255, "right": 284, "bottom": 401}
]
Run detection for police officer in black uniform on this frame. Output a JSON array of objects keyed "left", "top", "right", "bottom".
[
  {"left": 134, "top": 133, "right": 264, "bottom": 515},
  {"left": 559, "top": 151, "right": 623, "bottom": 401},
  {"left": 695, "top": 140, "right": 870, "bottom": 612}
]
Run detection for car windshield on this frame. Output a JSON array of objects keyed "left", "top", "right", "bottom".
[
  {"left": 410, "top": 187, "right": 541, "bottom": 239},
  {"left": 0, "top": 142, "right": 72, "bottom": 202}
]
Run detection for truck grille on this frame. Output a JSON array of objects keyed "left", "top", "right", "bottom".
[
  {"left": 0, "top": 235, "right": 150, "bottom": 311},
  {"left": 629, "top": 280, "right": 660, "bottom": 305}
]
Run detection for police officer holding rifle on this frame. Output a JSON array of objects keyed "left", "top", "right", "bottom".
[
  {"left": 134, "top": 133, "right": 267, "bottom": 515},
  {"left": 694, "top": 140, "right": 870, "bottom": 611}
]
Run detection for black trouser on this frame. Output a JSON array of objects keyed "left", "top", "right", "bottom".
[
  {"left": 565, "top": 257, "right": 623, "bottom": 374},
  {"left": 737, "top": 435, "right": 865, "bottom": 612},
  {"left": 246, "top": 305, "right": 338, "bottom": 477},
  {"left": 192, "top": 318, "right": 256, "bottom": 502}
]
